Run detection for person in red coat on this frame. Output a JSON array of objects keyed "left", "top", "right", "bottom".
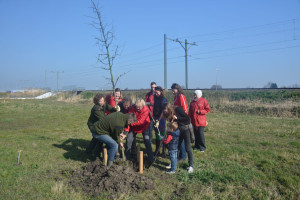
[
  {"left": 105, "top": 88, "right": 122, "bottom": 115},
  {"left": 171, "top": 83, "right": 188, "bottom": 160},
  {"left": 171, "top": 83, "right": 188, "bottom": 113},
  {"left": 145, "top": 81, "right": 156, "bottom": 115},
  {"left": 125, "top": 99, "right": 151, "bottom": 160},
  {"left": 188, "top": 90, "right": 210, "bottom": 152}
]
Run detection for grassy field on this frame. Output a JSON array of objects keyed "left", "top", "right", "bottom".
[{"left": 0, "top": 98, "right": 299, "bottom": 199}]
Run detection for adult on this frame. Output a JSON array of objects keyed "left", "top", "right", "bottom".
[
  {"left": 171, "top": 83, "right": 188, "bottom": 113},
  {"left": 162, "top": 103, "right": 194, "bottom": 173},
  {"left": 118, "top": 96, "right": 135, "bottom": 154},
  {"left": 105, "top": 88, "right": 122, "bottom": 114},
  {"left": 171, "top": 83, "right": 188, "bottom": 161},
  {"left": 93, "top": 112, "right": 137, "bottom": 167},
  {"left": 119, "top": 96, "right": 132, "bottom": 114},
  {"left": 145, "top": 82, "right": 157, "bottom": 116},
  {"left": 125, "top": 99, "right": 151, "bottom": 160},
  {"left": 188, "top": 90, "right": 210, "bottom": 152},
  {"left": 153, "top": 86, "right": 167, "bottom": 157},
  {"left": 86, "top": 93, "right": 117, "bottom": 157}
]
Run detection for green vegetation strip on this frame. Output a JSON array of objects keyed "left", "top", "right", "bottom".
[{"left": 0, "top": 99, "right": 299, "bottom": 199}]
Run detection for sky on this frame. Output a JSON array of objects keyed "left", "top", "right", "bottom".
[{"left": 0, "top": 0, "right": 300, "bottom": 91}]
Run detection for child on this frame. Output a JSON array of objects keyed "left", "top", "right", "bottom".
[{"left": 163, "top": 121, "right": 180, "bottom": 174}]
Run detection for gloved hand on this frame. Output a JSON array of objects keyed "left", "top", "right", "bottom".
[
  {"left": 115, "top": 105, "right": 120, "bottom": 112},
  {"left": 154, "top": 120, "right": 160, "bottom": 128}
]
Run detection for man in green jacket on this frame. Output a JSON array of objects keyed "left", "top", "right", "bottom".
[
  {"left": 86, "top": 93, "right": 118, "bottom": 157},
  {"left": 93, "top": 112, "right": 137, "bottom": 167}
]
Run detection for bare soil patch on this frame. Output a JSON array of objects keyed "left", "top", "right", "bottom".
[{"left": 67, "top": 159, "right": 155, "bottom": 198}]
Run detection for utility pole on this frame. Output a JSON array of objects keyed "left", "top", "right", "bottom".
[
  {"left": 51, "top": 71, "right": 64, "bottom": 91},
  {"left": 216, "top": 68, "right": 219, "bottom": 91},
  {"left": 164, "top": 34, "right": 167, "bottom": 90},
  {"left": 168, "top": 37, "right": 197, "bottom": 89}
]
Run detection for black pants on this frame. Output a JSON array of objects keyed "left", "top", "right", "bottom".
[
  {"left": 194, "top": 126, "right": 206, "bottom": 151},
  {"left": 125, "top": 131, "right": 138, "bottom": 159},
  {"left": 178, "top": 126, "right": 194, "bottom": 167}
]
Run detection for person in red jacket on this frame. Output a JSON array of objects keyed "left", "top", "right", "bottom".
[
  {"left": 171, "top": 83, "right": 188, "bottom": 113},
  {"left": 105, "top": 88, "right": 122, "bottom": 115},
  {"left": 188, "top": 90, "right": 210, "bottom": 152},
  {"left": 145, "top": 81, "right": 157, "bottom": 115},
  {"left": 171, "top": 83, "right": 188, "bottom": 161},
  {"left": 125, "top": 99, "right": 151, "bottom": 160}
]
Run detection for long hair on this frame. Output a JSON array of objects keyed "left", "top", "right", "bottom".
[
  {"left": 162, "top": 103, "right": 176, "bottom": 122},
  {"left": 93, "top": 93, "right": 105, "bottom": 105},
  {"left": 171, "top": 83, "right": 184, "bottom": 95},
  {"left": 155, "top": 86, "right": 165, "bottom": 97}
]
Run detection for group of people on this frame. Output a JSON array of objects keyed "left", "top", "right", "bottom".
[{"left": 86, "top": 82, "right": 210, "bottom": 174}]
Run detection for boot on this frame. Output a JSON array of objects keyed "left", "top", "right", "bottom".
[
  {"left": 154, "top": 140, "right": 161, "bottom": 156},
  {"left": 107, "top": 160, "right": 113, "bottom": 168}
]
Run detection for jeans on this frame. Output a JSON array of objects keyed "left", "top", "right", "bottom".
[
  {"left": 92, "top": 133, "right": 118, "bottom": 161},
  {"left": 143, "top": 120, "right": 154, "bottom": 163},
  {"left": 169, "top": 150, "right": 178, "bottom": 172},
  {"left": 178, "top": 141, "right": 187, "bottom": 160},
  {"left": 125, "top": 131, "right": 136, "bottom": 159},
  {"left": 194, "top": 126, "right": 206, "bottom": 151},
  {"left": 179, "top": 126, "right": 193, "bottom": 167}
]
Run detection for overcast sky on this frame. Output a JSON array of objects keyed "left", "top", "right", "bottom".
[{"left": 1, "top": 0, "right": 300, "bottom": 91}]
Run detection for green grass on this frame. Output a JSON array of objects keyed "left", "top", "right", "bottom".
[{"left": 0, "top": 99, "right": 299, "bottom": 199}]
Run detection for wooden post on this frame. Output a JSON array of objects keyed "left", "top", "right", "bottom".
[
  {"left": 104, "top": 148, "right": 108, "bottom": 166},
  {"left": 139, "top": 151, "right": 143, "bottom": 174},
  {"left": 137, "top": 144, "right": 140, "bottom": 163}
]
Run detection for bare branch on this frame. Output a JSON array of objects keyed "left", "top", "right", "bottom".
[
  {"left": 115, "top": 70, "right": 131, "bottom": 86},
  {"left": 90, "top": 0, "right": 127, "bottom": 103}
]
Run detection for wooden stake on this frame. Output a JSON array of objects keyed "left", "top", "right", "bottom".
[
  {"left": 104, "top": 148, "right": 108, "bottom": 166},
  {"left": 139, "top": 151, "right": 143, "bottom": 174}
]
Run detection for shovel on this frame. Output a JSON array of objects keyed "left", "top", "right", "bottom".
[{"left": 14, "top": 150, "right": 22, "bottom": 166}]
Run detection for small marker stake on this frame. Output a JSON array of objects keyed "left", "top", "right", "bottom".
[
  {"left": 139, "top": 151, "right": 143, "bottom": 174},
  {"left": 103, "top": 148, "right": 108, "bottom": 166}
]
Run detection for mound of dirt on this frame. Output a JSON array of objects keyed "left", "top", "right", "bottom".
[{"left": 67, "top": 159, "right": 154, "bottom": 198}]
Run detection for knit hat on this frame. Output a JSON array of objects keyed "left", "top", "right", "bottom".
[{"left": 194, "top": 90, "right": 202, "bottom": 98}]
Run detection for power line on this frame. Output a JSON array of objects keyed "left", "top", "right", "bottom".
[
  {"left": 192, "top": 38, "right": 298, "bottom": 56},
  {"left": 189, "top": 45, "right": 300, "bottom": 61},
  {"left": 177, "top": 18, "right": 300, "bottom": 40}
]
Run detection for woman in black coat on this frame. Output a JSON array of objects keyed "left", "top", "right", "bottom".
[{"left": 162, "top": 103, "right": 194, "bottom": 173}]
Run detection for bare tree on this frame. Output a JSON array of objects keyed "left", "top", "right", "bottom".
[{"left": 90, "top": 0, "right": 128, "bottom": 104}]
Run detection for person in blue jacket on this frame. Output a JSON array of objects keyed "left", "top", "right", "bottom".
[{"left": 163, "top": 121, "right": 180, "bottom": 174}]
